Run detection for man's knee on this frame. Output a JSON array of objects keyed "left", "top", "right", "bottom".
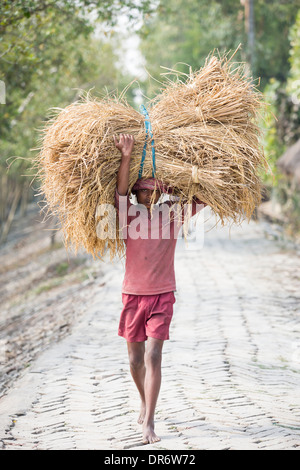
[
  {"left": 145, "top": 342, "right": 162, "bottom": 368},
  {"left": 129, "top": 352, "right": 144, "bottom": 372}
]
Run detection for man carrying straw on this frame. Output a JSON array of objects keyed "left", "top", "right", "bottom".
[{"left": 114, "top": 133, "right": 207, "bottom": 444}]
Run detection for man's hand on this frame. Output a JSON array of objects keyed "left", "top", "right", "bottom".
[
  {"left": 114, "top": 134, "right": 135, "bottom": 159},
  {"left": 115, "top": 134, "right": 134, "bottom": 196}
]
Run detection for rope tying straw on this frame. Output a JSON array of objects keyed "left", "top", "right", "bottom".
[{"left": 139, "top": 104, "right": 156, "bottom": 179}]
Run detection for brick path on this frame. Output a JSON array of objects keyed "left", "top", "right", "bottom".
[{"left": 0, "top": 214, "right": 299, "bottom": 450}]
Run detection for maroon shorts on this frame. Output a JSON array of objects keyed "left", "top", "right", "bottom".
[{"left": 118, "top": 291, "right": 176, "bottom": 342}]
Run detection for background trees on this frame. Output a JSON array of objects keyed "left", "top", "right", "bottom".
[{"left": 138, "top": 0, "right": 300, "bottom": 91}]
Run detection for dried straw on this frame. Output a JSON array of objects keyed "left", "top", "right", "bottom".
[{"left": 34, "top": 50, "right": 269, "bottom": 261}]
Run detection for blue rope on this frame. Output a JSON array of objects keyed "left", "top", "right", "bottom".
[{"left": 139, "top": 104, "right": 156, "bottom": 179}]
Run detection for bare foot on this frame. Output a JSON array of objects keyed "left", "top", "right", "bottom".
[
  {"left": 137, "top": 402, "right": 146, "bottom": 424},
  {"left": 142, "top": 424, "right": 161, "bottom": 444}
]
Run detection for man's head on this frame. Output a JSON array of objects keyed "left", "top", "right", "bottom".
[
  {"left": 135, "top": 187, "right": 161, "bottom": 208},
  {"left": 131, "top": 177, "right": 171, "bottom": 209}
]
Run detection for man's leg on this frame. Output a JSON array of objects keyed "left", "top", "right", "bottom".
[
  {"left": 127, "top": 341, "right": 146, "bottom": 424},
  {"left": 143, "top": 337, "right": 164, "bottom": 444}
]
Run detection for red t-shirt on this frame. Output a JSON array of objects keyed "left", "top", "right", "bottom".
[{"left": 114, "top": 189, "right": 206, "bottom": 295}]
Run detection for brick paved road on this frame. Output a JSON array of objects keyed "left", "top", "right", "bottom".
[{"left": 0, "top": 213, "right": 299, "bottom": 450}]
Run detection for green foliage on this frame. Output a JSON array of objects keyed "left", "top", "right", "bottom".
[
  {"left": 262, "top": 9, "right": 300, "bottom": 235},
  {"left": 138, "top": 0, "right": 300, "bottom": 96},
  {"left": 260, "top": 8, "right": 300, "bottom": 170},
  {"left": 139, "top": 0, "right": 245, "bottom": 98},
  {"left": 260, "top": 79, "right": 285, "bottom": 188},
  {"left": 253, "top": 0, "right": 300, "bottom": 85},
  {"left": 286, "top": 10, "right": 300, "bottom": 100},
  {"left": 0, "top": 1, "right": 155, "bottom": 31}
]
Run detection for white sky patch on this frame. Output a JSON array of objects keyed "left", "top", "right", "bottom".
[{"left": 87, "top": 3, "right": 160, "bottom": 104}]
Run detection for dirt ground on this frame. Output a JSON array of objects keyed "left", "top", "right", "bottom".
[{"left": 0, "top": 203, "right": 105, "bottom": 396}]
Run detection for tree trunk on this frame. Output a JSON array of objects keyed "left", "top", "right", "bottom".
[
  {"left": 20, "top": 180, "right": 30, "bottom": 217},
  {"left": 0, "top": 174, "right": 8, "bottom": 222},
  {"left": 0, "top": 185, "right": 22, "bottom": 244},
  {"left": 242, "top": 0, "right": 256, "bottom": 76}
]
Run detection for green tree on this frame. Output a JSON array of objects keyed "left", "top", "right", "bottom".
[
  {"left": 258, "top": 10, "right": 300, "bottom": 208},
  {"left": 139, "top": 0, "right": 244, "bottom": 98},
  {"left": 138, "top": 0, "right": 300, "bottom": 95},
  {"left": 286, "top": 9, "right": 300, "bottom": 100}
]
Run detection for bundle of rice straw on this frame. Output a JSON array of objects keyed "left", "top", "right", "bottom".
[{"left": 35, "top": 50, "right": 269, "bottom": 261}]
